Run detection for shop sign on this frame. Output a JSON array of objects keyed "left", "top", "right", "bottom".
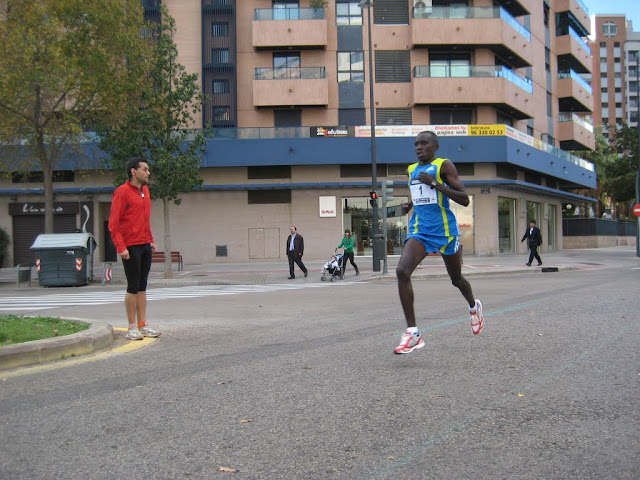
[{"left": 9, "top": 202, "right": 79, "bottom": 216}]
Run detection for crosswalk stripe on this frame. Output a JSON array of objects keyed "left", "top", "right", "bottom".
[{"left": 0, "top": 282, "right": 338, "bottom": 312}]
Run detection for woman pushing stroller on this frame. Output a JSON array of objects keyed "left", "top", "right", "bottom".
[{"left": 336, "top": 229, "right": 359, "bottom": 277}]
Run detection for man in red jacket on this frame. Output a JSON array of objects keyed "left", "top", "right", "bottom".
[{"left": 109, "top": 157, "right": 161, "bottom": 341}]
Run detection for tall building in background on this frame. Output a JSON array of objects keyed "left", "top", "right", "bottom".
[
  {"left": 1, "top": 1, "right": 600, "bottom": 265},
  {"left": 591, "top": 15, "right": 640, "bottom": 131}
]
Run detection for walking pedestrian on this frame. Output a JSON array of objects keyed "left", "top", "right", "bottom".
[
  {"left": 336, "top": 229, "right": 359, "bottom": 276},
  {"left": 286, "top": 226, "right": 308, "bottom": 279},
  {"left": 108, "top": 157, "right": 162, "bottom": 341},
  {"left": 521, "top": 219, "right": 543, "bottom": 266},
  {"left": 394, "top": 131, "right": 484, "bottom": 355}
]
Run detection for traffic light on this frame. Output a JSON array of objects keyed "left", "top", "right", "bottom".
[
  {"left": 369, "top": 191, "right": 378, "bottom": 208},
  {"left": 382, "top": 180, "right": 394, "bottom": 206},
  {"left": 369, "top": 191, "right": 378, "bottom": 200}
]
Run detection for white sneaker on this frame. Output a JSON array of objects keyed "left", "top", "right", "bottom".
[
  {"left": 471, "top": 300, "right": 484, "bottom": 335},
  {"left": 126, "top": 327, "right": 143, "bottom": 341},
  {"left": 394, "top": 332, "right": 425, "bottom": 354},
  {"left": 139, "top": 325, "right": 161, "bottom": 337}
]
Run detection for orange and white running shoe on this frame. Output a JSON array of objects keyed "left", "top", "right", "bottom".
[
  {"left": 470, "top": 299, "right": 484, "bottom": 335},
  {"left": 394, "top": 331, "right": 425, "bottom": 355}
]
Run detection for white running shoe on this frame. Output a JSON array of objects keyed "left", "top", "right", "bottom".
[
  {"left": 471, "top": 300, "right": 484, "bottom": 335},
  {"left": 394, "top": 332, "right": 425, "bottom": 354}
]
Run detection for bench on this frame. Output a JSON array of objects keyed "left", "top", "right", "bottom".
[{"left": 151, "top": 251, "right": 183, "bottom": 271}]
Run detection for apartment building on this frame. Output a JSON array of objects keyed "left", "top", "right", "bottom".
[
  {"left": 590, "top": 15, "right": 640, "bottom": 130},
  {"left": 1, "top": 0, "right": 598, "bottom": 267}
]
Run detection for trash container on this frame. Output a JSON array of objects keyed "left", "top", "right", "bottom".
[{"left": 30, "top": 233, "right": 97, "bottom": 287}]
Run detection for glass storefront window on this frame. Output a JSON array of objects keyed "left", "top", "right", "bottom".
[
  {"left": 342, "top": 196, "right": 408, "bottom": 256},
  {"left": 449, "top": 196, "right": 474, "bottom": 255},
  {"left": 547, "top": 204, "right": 556, "bottom": 250},
  {"left": 498, "top": 197, "right": 516, "bottom": 253}
]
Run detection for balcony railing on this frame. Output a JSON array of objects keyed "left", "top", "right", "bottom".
[
  {"left": 254, "top": 7, "right": 325, "bottom": 21},
  {"left": 558, "top": 70, "right": 593, "bottom": 94},
  {"left": 413, "top": 65, "right": 533, "bottom": 93},
  {"left": 569, "top": 26, "right": 591, "bottom": 55},
  {"left": 558, "top": 112, "right": 594, "bottom": 132},
  {"left": 255, "top": 67, "right": 326, "bottom": 80},
  {"left": 575, "top": 0, "right": 589, "bottom": 16},
  {"left": 412, "top": 6, "right": 530, "bottom": 41}
]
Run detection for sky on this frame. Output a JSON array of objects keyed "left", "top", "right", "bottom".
[{"left": 586, "top": 0, "right": 640, "bottom": 32}]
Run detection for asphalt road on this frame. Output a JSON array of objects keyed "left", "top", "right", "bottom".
[{"left": 1, "top": 252, "right": 639, "bottom": 479}]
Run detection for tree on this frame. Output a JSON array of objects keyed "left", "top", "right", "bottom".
[
  {"left": 604, "top": 123, "right": 638, "bottom": 218},
  {"left": 0, "top": 0, "right": 151, "bottom": 232},
  {"left": 99, "top": 9, "right": 207, "bottom": 279}
]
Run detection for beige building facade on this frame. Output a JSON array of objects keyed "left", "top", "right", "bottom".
[{"left": 0, "top": 0, "right": 598, "bottom": 268}]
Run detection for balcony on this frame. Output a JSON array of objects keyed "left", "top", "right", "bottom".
[
  {"left": 253, "top": 67, "right": 328, "bottom": 107},
  {"left": 556, "top": 26, "right": 592, "bottom": 74},
  {"left": 557, "top": 113, "right": 595, "bottom": 150},
  {"left": 412, "top": 6, "right": 532, "bottom": 68},
  {"left": 554, "top": 0, "right": 590, "bottom": 36},
  {"left": 557, "top": 70, "right": 593, "bottom": 112},
  {"left": 413, "top": 65, "right": 534, "bottom": 119},
  {"left": 252, "top": 8, "right": 327, "bottom": 50}
]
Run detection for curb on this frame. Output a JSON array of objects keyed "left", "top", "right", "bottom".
[{"left": 0, "top": 318, "right": 113, "bottom": 371}]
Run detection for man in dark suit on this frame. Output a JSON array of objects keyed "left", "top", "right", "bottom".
[
  {"left": 521, "top": 219, "right": 543, "bottom": 266},
  {"left": 286, "top": 225, "right": 308, "bottom": 279}
]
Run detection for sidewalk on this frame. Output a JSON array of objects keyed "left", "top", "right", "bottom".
[{"left": 2, "top": 246, "right": 637, "bottom": 288}]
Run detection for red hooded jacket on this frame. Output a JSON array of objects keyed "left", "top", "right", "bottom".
[{"left": 108, "top": 181, "right": 154, "bottom": 254}]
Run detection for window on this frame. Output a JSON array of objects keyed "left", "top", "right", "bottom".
[
  {"left": 337, "top": 51, "right": 364, "bottom": 82},
  {"left": 375, "top": 50, "right": 411, "bottom": 82},
  {"left": 213, "top": 106, "right": 230, "bottom": 121},
  {"left": 274, "top": 109, "right": 301, "bottom": 127},
  {"left": 213, "top": 79, "right": 229, "bottom": 94},
  {"left": 12, "top": 171, "right": 75, "bottom": 183},
  {"left": 212, "top": 48, "right": 229, "bottom": 63},
  {"left": 212, "top": 22, "right": 228, "bottom": 36},
  {"left": 248, "top": 189, "right": 292, "bottom": 204},
  {"left": 273, "top": 52, "right": 300, "bottom": 78},
  {"left": 248, "top": 166, "right": 291, "bottom": 179},
  {"left": 273, "top": 2, "right": 299, "bottom": 20},
  {"left": 336, "top": 2, "right": 362, "bottom": 25},
  {"left": 429, "top": 53, "right": 471, "bottom": 77},
  {"left": 376, "top": 108, "right": 412, "bottom": 125},
  {"left": 339, "top": 108, "right": 366, "bottom": 125},
  {"left": 430, "top": 108, "right": 473, "bottom": 124},
  {"left": 602, "top": 22, "right": 617, "bottom": 37},
  {"left": 545, "top": 48, "right": 550, "bottom": 73}
]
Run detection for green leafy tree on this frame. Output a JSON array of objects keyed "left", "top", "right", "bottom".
[
  {"left": 0, "top": 0, "right": 151, "bottom": 232},
  {"left": 604, "top": 123, "right": 639, "bottom": 218},
  {"left": 99, "top": 9, "right": 207, "bottom": 279}
]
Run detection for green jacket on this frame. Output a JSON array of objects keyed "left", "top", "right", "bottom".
[{"left": 337, "top": 236, "right": 355, "bottom": 253}]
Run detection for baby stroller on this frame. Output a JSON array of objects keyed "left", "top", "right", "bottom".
[{"left": 321, "top": 253, "right": 344, "bottom": 282}]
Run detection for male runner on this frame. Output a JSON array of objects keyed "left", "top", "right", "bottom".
[
  {"left": 394, "top": 131, "right": 483, "bottom": 354},
  {"left": 109, "top": 157, "right": 161, "bottom": 341}
]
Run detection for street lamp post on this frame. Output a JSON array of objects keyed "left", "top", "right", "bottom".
[
  {"left": 635, "top": 51, "right": 640, "bottom": 257},
  {"left": 359, "top": 0, "right": 382, "bottom": 271}
]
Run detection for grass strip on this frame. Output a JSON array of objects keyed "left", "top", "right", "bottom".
[{"left": 0, "top": 315, "right": 89, "bottom": 346}]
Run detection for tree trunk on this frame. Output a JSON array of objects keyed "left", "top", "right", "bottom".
[
  {"left": 38, "top": 134, "right": 55, "bottom": 233},
  {"left": 163, "top": 197, "right": 172, "bottom": 279}
]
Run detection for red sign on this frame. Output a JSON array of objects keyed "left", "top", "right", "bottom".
[{"left": 633, "top": 204, "right": 640, "bottom": 217}]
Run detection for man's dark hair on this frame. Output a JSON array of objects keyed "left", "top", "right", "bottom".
[
  {"left": 529, "top": 219, "right": 536, "bottom": 225},
  {"left": 126, "top": 157, "right": 147, "bottom": 180},
  {"left": 419, "top": 130, "right": 439, "bottom": 145}
]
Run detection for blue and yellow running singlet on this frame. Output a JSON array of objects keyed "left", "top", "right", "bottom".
[{"left": 406, "top": 158, "right": 460, "bottom": 253}]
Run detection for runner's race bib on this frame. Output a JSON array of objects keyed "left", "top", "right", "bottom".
[{"left": 410, "top": 178, "right": 437, "bottom": 205}]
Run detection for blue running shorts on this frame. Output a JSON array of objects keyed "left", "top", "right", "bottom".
[{"left": 406, "top": 233, "right": 460, "bottom": 256}]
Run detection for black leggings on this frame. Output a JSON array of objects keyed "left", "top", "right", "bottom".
[
  {"left": 341, "top": 251, "right": 358, "bottom": 272},
  {"left": 122, "top": 244, "right": 153, "bottom": 294}
]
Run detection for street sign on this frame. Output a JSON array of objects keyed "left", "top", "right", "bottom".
[{"left": 634, "top": 204, "right": 640, "bottom": 217}]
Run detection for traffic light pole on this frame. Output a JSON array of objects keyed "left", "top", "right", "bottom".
[{"left": 362, "top": 0, "right": 382, "bottom": 272}]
